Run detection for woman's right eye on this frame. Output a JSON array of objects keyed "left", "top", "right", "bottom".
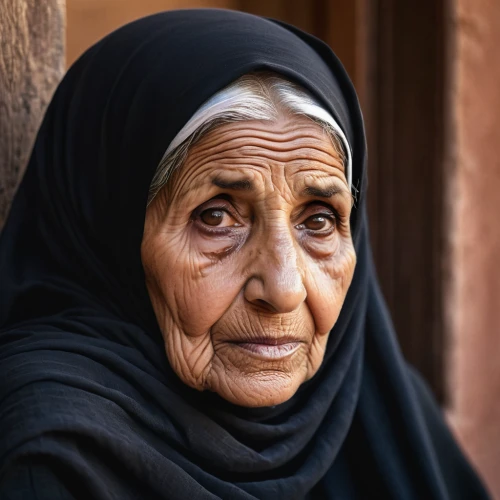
[{"left": 198, "top": 207, "right": 240, "bottom": 228}]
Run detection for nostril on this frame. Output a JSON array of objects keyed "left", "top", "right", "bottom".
[
  {"left": 244, "top": 268, "right": 306, "bottom": 314},
  {"left": 252, "top": 298, "right": 277, "bottom": 313}
]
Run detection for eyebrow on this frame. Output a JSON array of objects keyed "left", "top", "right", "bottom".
[
  {"left": 212, "top": 177, "right": 254, "bottom": 191},
  {"left": 301, "top": 184, "right": 349, "bottom": 199},
  {"left": 211, "top": 176, "right": 350, "bottom": 200}
]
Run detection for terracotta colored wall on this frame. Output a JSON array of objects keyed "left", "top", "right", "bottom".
[
  {"left": 67, "top": 0, "right": 236, "bottom": 67},
  {"left": 447, "top": 0, "right": 500, "bottom": 497}
]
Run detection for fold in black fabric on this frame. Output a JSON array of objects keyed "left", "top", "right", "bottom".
[{"left": 0, "top": 9, "right": 490, "bottom": 499}]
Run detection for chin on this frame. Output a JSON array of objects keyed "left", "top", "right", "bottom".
[{"left": 210, "top": 369, "right": 307, "bottom": 408}]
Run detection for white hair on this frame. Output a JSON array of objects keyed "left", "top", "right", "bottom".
[{"left": 148, "top": 72, "right": 352, "bottom": 203}]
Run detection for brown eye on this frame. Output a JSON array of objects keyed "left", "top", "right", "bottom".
[
  {"left": 297, "top": 212, "right": 336, "bottom": 234},
  {"left": 305, "top": 215, "right": 330, "bottom": 230},
  {"left": 198, "top": 207, "right": 241, "bottom": 228},
  {"left": 200, "top": 209, "right": 225, "bottom": 226}
]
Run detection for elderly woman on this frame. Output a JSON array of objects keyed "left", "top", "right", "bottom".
[{"left": 0, "top": 9, "right": 490, "bottom": 500}]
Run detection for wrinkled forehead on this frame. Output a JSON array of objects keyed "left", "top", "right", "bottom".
[
  {"left": 169, "top": 117, "right": 349, "bottom": 197},
  {"left": 162, "top": 76, "right": 352, "bottom": 190}
]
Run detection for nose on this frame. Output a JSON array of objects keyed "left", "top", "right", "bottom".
[{"left": 244, "top": 229, "right": 306, "bottom": 313}]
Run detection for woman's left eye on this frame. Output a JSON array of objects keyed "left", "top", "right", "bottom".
[{"left": 296, "top": 212, "right": 336, "bottom": 233}]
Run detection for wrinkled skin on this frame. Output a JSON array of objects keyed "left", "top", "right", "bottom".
[{"left": 141, "top": 114, "right": 356, "bottom": 407}]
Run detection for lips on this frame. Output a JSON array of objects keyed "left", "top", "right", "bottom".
[{"left": 231, "top": 337, "right": 302, "bottom": 359}]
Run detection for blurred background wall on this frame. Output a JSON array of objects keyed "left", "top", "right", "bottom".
[
  {"left": 446, "top": 0, "right": 500, "bottom": 492},
  {"left": 1, "top": 0, "right": 498, "bottom": 496}
]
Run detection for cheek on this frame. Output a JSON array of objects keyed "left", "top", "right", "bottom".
[
  {"left": 305, "top": 242, "right": 356, "bottom": 335},
  {"left": 174, "top": 269, "right": 242, "bottom": 337},
  {"left": 142, "top": 230, "right": 245, "bottom": 337}
]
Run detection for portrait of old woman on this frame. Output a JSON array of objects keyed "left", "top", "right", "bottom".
[{"left": 0, "top": 9, "right": 491, "bottom": 500}]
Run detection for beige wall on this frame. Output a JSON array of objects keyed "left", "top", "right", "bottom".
[
  {"left": 447, "top": 0, "right": 500, "bottom": 497},
  {"left": 67, "top": 0, "right": 236, "bottom": 67}
]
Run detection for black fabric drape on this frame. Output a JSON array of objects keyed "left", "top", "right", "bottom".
[{"left": 0, "top": 9, "right": 490, "bottom": 499}]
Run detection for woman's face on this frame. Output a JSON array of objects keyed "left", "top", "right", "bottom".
[{"left": 141, "top": 114, "right": 356, "bottom": 407}]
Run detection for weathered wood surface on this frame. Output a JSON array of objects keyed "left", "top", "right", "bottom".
[{"left": 0, "top": 0, "right": 65, "bottom": 229}]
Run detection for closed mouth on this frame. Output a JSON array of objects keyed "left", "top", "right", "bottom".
[{"left": 230, "top": 337, "right": 303, "bottom": 359}]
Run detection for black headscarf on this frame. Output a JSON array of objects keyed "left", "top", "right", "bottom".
[{"left": 0, "top": 9, "right": 490, "bottom": 500}]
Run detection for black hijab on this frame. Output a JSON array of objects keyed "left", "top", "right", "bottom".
[{"left": 0, "top": 9, "right": 490, "bottom": 500}]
